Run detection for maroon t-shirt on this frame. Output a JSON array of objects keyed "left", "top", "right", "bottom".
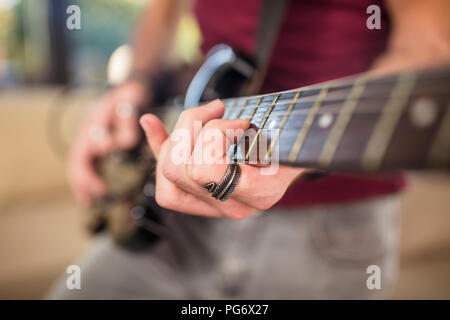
[{"left": 195, "top": 0, "right": 405, "bottom": 207}]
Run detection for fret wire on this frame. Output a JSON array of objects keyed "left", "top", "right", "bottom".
[
  {"left": 230, "top": 97, "right": 257, "bottom": 160},
  {"left": 245, "top": 94, "right": 280, "bottom": 161},
  {"left": 288, "top": 87, "right": 329, "bottom": 163},
  {"left": 223, "top": 99, "right": 238, "bottom": 119},
  {"left": 230, "top": 98, "right": 251, "bottom": 160},
  {"left": 247, "top": 96, "right": 263, "bottom": 122},
  {"left": 318, "top": 78, "right": 367, "bottom": 168},
  {"left": 264, "top": 90, "right": 302, "bottom": 161},
  {"left": 235, "top": 97, "right": 250, "bottom": 119},
  {"left": 361, "top": 73, "right": 417, "bottom": 171},
  {"left": 427, "top": 101, "right": 450, "bottom": 168}
]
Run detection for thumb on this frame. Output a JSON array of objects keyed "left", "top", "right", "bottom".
[{"left": 139, "top": 114, "right": 168, "bottom": 159}]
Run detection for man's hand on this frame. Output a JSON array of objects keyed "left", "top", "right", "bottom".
[
  {"left": 139, "top": 100, "right": 305, "bottom": 220},
  {"left": 68, "top": 80, "right": 150, "bottom": 206}
]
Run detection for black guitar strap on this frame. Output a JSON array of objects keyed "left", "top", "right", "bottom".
[
  {"left": 250, "top": 0, "right": 289, "bottom": 92},
  {"left": 256, "top": 0, "right": 289, "bottom": 68}
]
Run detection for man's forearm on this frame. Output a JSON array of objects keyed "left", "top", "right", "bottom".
[
  {"left": 130, "top": 0, "right": 189, "bottom": 76},
  {"left": 370, "top": 0, "right": 450, "bottom": 74}
]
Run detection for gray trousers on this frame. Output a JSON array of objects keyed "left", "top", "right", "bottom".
[{"left": 47, "top": 195, "right": 400, "bottom": 299}]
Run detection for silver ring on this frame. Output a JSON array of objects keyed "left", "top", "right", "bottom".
[{"left": 202, "top": 164, "right": 241, "bottom": 202}]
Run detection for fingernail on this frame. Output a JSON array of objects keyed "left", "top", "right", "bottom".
[
  {"left": 139, "top": 117, "right": 150, "bottom": 133},
  {"left": 210, "top": 99, "right": 222, "bottom": 106}
]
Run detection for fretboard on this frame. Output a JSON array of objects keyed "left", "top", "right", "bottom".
[{"left": 222, "top": 66, "right": 450, "bottom": 171}]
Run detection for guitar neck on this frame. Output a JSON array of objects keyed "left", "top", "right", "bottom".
[{"left": 222, "top": 66, "right": 450, "bottom": 172}]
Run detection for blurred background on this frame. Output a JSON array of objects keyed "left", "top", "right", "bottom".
[{"left": 0, "top": 0, "right": 449, "bottom": 299}]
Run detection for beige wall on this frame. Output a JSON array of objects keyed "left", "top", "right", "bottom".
[
  {"left": 0, "top": 87, "right": 97, "bottom": 299},
  {"left": 0, "top": 86, "right": 97, "bottom": 204}
]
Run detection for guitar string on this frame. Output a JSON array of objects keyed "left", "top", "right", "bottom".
[
  {"left": 218, "top": 70, "right": 450, "bottom": 108},
  {"left": 223, "top": 104, "right": 446, "bottom": 141},
  {"left": 222, "top": 88, "right": 450, "bottom": 115},
  {"left": 228, "top": 69, "right": 449, "bottom": 163},
  {"left": 250, "top": 105, "right": 431, "bottom": 119},
  {"left": 223, "top": 93, "right": 449, "bottom": 123}
]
